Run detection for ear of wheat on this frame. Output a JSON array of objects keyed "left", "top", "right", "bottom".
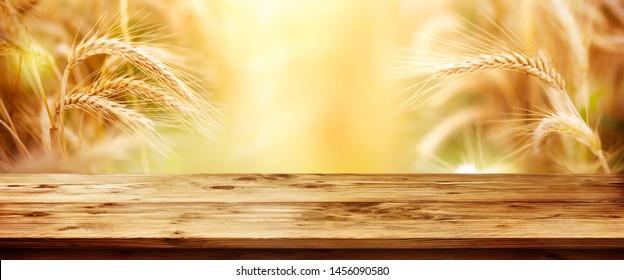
[
  {"left": 432, "top": 52, "right": 565, "bottom": 92},
  {"left": 56, "top": 35, "right": 220, "bottom": 155},
  {"left": 80, "top": 76, "right": 190, "bottom": 113},
  {"left": 87, "top": 76, "right": 218, "bottom": 136},
  {"left": 67, "top": 38, "right": 191, "bottom": 96},
  {"left": 59, "top": 93, "right": 154, "bottom": 132},
  {"left": 2, "top": 0, "right": 226, "bottom": 171},
  {"left": 533, "top": 114, "right": 608, "bottom": 172},
  {"left": 55, "top": 92, "right": 167, "bottom": 154},
  {"left": 400, "top": 27, "right": 610, "bottom": 172}
]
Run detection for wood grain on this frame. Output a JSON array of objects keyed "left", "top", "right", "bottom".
[{"left": 0, "top": 174, "right": 623, "bottom": 257}]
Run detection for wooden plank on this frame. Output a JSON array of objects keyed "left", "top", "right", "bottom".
[
  {"left": 1, "top": 174, "right": 622, "bottom": 203},
  {"left": 0, "top": 174, "right": 623, "bottom": 251}
]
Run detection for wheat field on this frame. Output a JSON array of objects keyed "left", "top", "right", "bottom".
[{"left": 0, "top": 0, "right": 622, "bottom": 173}]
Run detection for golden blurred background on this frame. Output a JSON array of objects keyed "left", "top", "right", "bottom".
[{"left": 145, "top": 0, "right": 441, "bottom": 173}]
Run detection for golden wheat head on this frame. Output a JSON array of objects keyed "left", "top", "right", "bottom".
[
  {"left": 433, "top": 52, "right": 565, "bottom": 92},
  {"left": 57, "top": 35, "right": 220, "bottom": 154}
]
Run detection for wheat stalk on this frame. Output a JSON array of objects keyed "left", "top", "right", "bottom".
[
  {"left": 0, "top": 99, "right": 31, "bottom": 159},
  {"left": 549, "top": 0, "right": 589, "bottom": 107},
  {"left": 425, "top": 49, "right": 610, "bottom": 172},
  {"left": 0, "top": 119, "right": 30, "bottom": 159},
  {"left": 432, "top": 52, "right": 566, "bottom": 92},
  {"left": 57, "top": 36, "right": 219, "bottom": 154},
  {"left": 58, "top": 37, "right": 178, "bottom": 152}
]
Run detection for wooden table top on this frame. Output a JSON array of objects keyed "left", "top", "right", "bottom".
[{"left": 1, "top": 174, "right": 623, "bottom": 259}]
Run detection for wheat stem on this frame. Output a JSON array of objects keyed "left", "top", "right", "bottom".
[
  {"left": 550, "top": 0, "right": 589, "bottom": 108},
  {"left": 119, "top": 0, "right": 131, "bottom": 43},
  {"left": 597, "top": 150, "right": 610, "bottom": 173},
  {"left": 0, "top": 99, "right": 16, "bottom": 132},
  {"left": 29, "top": 61, "right": 54, "bottom": 128},
  {"left": 58, "top": 68, "right": 69, "bottom": 155}
]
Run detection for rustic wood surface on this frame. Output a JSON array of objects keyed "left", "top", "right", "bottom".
[{"left": 0, "top": 174, "right": 623, "bottom": 259}]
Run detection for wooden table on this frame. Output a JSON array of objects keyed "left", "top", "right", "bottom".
[{"left": 1, "top": 174, "right": 623, "bottom": 259}]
